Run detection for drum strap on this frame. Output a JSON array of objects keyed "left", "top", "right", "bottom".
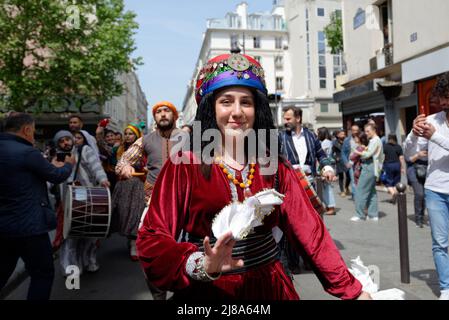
[{"left": 73, "top": 145, "right": 84, "bottom": 183}]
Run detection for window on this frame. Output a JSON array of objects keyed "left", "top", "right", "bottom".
[
  {"left": 318, "top": 31, "right": 327, "bottom": 89},
  {"left": 318, "top": 31, "right": 326, "bottom": 42},
  {"left": 273, "top": 15, "right": 283, "bottom": 30},
  {"left": 317, "top": 8, "right": 325, "bottom": 17},
  {"left": 305, "top": 7, "right": 312, "bottom": 91},
  {"left": 230, "top": 35, "right": 239, "bottom": 50},
  {"left": 249, "top": 15, "right": 261, "bottom": 29},
  {"left": 320, "top": 80, "right": 327, "bottom": 89},
  {"left": 320, "top": 103, "right": 329, "bottom": 113},
  {"left": 275, "top": 56, "right": 283, "bottom": 69},
  {"left": 275, "top": 37, "right": 283, "bottom": 49},
  {"left": 227, "top": 13, "right": 239, "bottom": 28},
  {"left": 318, "top": 42, "right": 326, "bottom": 54},
  {"left": 338, "top": 105, "right": 342, "bottom": 113},
  {"left": 276, "top": 77, "right": 284, "bottom": 91},
  {"left": 335, "top": 10, "right": 342, "bottom": 19},
  {"left": 319, "top": 66, "right": 326, "bottom": 78},
  {"left": 253, "top": 36, "right": 261, "bottom": 49}
]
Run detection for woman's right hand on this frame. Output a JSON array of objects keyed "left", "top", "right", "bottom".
[{"left": 203, "top": 231, "right": 244, "bottom": 275}]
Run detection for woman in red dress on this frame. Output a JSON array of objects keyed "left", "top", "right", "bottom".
[{"left": 136, "top": 52, "right": 371, "bottom": 300}]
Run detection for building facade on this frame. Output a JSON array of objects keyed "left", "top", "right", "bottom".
[
  {"left": 335, "top": 0, "right": 449, "bottom": 141},
  {"left": 104, "top": 72, "right": 148, "bottom": 133},
  {"left": 284, "top": 0, "right": 345, "bottom": 131},
  {"left": 182, "top": 1, "right": 290, "bottom": 127},
  {"left": 183, "top": 0, "right": 345, "bottom": 132}
]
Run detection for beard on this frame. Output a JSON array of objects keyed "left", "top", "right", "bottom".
[
  {"left": 59, "top": 144, "right": 73, "bottom": 152},
  {"left": 156, "top": 119, "right": 174, "bottom": 131},
  {"left": 284, "top": 123, "right": 295, "bottom": 132}
]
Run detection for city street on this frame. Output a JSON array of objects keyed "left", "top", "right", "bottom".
[{"left": 4, "top": 187, "right": 439, "bottom": 300}]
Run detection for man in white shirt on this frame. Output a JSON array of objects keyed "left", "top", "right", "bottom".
[
  {"left": 280, "top": 107, "right": 335, "bottom": 181},
  {"left": 404, "top": 72, "right": 449, "bottom": 300}
]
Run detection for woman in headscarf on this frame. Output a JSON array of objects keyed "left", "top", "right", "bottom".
[{"left": 110, "top": 122, "right": 147, "bottom": 260}]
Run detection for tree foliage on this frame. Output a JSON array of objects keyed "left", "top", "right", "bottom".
[
  {"left": 0, "top": 0, "right": 142, "bottom": 112},
  {"left": 324, "top": 10, "right": 343, "bottom": 55}
]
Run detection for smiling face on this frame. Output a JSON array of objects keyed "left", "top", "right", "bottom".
[
  {"left": 105, "top": 131, "right": 116, "bottom": 145},
  {"left": 214, "top": 86, "right": 255, "bottom": 138}
]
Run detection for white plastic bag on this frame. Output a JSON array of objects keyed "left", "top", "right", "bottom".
[
  {"left": 348, "top": 256, "right": 406, "bottom": 300},
  {"left": 348, "top": 256, "right": 379, "bottom": 294},
  {"left": 371, "top": 288, "right": 406, "bottom": 300}
]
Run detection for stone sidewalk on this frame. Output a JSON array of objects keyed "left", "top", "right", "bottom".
[{"left": 292, "top": 186, "right": 440, "bottom": 300}]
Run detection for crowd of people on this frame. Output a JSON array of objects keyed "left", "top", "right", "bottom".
[{"left": 1, "top": 54, "right": 449, "bottom": 301}]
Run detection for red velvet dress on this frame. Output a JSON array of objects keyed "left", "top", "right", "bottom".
[{"left": 136, "top": 152, "right": 362, "bottom": 300}]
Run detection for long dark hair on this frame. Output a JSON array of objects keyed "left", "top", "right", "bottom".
[
  {"left": 192, "top": 88, "right": 288, "bottom": 179},
  {"left": 317, "top": 127, "right": 331, "bottom": 142}
]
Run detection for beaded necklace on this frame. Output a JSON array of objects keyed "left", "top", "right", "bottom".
[{"left": 215, "top": 156, "right": 256, "bottom": 199}]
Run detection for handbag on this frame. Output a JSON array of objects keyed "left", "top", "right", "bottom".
[{"left": 413, "top": 163, "right": 427, "bottom": 180}]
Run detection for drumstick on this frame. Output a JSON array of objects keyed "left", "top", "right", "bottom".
[{"left": 131, "top": 172, "right": 145, "bottom": 176}]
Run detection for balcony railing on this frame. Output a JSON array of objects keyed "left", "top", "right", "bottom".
[{"left": 370, "top": 43, "right": 393, "bottom": 72}]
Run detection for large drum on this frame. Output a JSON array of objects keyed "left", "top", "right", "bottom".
[{"left": 63, "top": 185, "right": 111, "bottom": 239}]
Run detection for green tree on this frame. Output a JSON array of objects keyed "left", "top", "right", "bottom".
[
  {"left": 0, "top": 0, "right": 142, "bottom": 112},
  {"left": 324, "top": 10, "right": 343, "bottom": 54}
]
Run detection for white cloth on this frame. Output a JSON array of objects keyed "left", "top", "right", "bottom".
[
  {"left": 80, "top": 130, "right": 100, "bottom": 159},
  {"left": 403, "top": 111, "right": 449, "bottom": 195},
  {"left": 291, "top": 129, "right": 307, "bottom": 166},
  {"left": 212, "top": 189, "right": 285, "bottom": 241}
]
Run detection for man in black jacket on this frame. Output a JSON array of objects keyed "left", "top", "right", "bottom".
[{"left": 0, "top": 113, "right": 74, "bottom": 300}]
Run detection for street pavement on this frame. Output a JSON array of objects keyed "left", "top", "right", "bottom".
[
  {"left": 3, "top": 185, "right": 439, "bottom": 300},
  {"left": 293, "top": 186, "right": 440, "bottom": 300}
]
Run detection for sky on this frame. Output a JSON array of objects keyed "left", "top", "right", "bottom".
[{"left": 123, "top": 0, "right": 276, "bottom": 122}]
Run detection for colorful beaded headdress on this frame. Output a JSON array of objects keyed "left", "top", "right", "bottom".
[{"left": 195, "top": 53, "right": 267, "bottom": 105}]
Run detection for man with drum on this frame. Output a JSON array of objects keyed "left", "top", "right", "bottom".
[
  {"left": 52, "top": 130, "right": 110, "bottom": 276},
  {"left": 0, "top": 113, "right": 74, "bottom": 300},
  {"left": 116, "top": 101, "right": 181, "bottom": 300}
]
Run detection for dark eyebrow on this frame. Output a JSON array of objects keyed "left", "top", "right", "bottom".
[{"left": 217, "top": 94, "right": 234, "bottom": 99}]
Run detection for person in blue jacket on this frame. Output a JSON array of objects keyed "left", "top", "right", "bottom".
[{"left": 0, "top": 113, "right": 74, "bottom": 300}]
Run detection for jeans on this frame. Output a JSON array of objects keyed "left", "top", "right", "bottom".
[
  {"left": 410, "top": 180, "right": 425, "bottom": 224},
  {"left": 337, "top": 171, "right": 350, "bottom": 193},
  {"left": 323, "top": 182, "right": 336, "bottom": 208},
  {"left": 349, "top": 167, "right": 356, "bottom": 199},
  {"left": 0, "top": 233, "right": 54, "bottom": 300},
  {"left": 425, "top": 189, "right": 449, "bottom": 291},
  {"left": 354, "top": 161, "right": 378, "bottom": 219}
]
